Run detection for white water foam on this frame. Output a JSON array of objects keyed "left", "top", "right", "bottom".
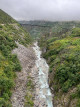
[{"left": 33, "top": 42, "right": 53, "bottom": 107}]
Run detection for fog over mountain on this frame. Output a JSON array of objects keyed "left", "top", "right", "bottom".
[{"left": 0, "top": 0, "right": 80, "bottom": 21}]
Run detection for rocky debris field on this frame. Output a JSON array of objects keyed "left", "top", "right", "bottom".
[
  {"left": 11, "top": 42, "right": 52, "bottom": 107},
  {"left": 11, "top": 42, "right": 35, "bottom": 107},
  {"left": 31, "top": 65, "right": 47, "bottom": 107}
]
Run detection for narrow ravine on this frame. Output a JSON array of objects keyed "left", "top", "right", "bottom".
[{"left": 33, "top": 42, "right": 53, "bottom": 107}]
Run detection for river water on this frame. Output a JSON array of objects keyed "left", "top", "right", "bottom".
[{"left": 33, "top": 42, "right": 53, "bottom": 107}]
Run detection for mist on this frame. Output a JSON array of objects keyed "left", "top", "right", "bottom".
[{"left": 0, "top": 0, "right": 80, "bottom": 21}]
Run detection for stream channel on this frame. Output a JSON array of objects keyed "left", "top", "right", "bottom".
[{"left": 33, "top": 42, "right": 53, "bottom": 107}]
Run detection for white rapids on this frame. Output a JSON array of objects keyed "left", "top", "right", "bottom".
[{"left": 33, "top": 42, "right": 53, "bottom": 107}]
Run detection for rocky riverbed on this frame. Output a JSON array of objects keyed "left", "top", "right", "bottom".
[
  {"left": 11, "top": 42, "right": 53, "bottom": 107},
  {"left": 11, "top": 42, "right": 36, "bottom": 107}
]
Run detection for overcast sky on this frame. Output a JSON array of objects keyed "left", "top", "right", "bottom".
[{"left": 0, "top": 0, "right": 80, "bottom": 21}]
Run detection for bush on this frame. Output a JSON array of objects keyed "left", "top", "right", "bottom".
[
  {"left": 0, "top": 76, "right": 14, "bottom": 97},
  {"left": 71, "top": 28, "right": 80, "bottom": 37},
  {"left": 8, "top": 54, "right": 22, "bottom": 72},
  {"left": 62, "top": 79, "right": 72, "bottom": 92},
  {"left": 49, "top": 55, "right": 56, "bottom": 64},
  {"left": 77, "top": 99, "right": 80, "bottom": 107},
  {"left": 0, "top": 25, "right": 2, "bottom": 28},
  {"left": 0, "top": 98, "right": 12, "bottom": 107},
  {"left": 4, "top": 66, "right": 14, "bottom": 78},
  {"left": 0, "top": 98, "right": 5, "bottom": 107},
  {"left": 77, "top": 85, "right": 80, "bottom": 98},
  {"left": 14, "top": 63, "right": 22, "bottom": 71}
]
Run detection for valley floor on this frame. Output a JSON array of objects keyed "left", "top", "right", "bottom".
[
  {"left": 11, "top": 42, "right": 53, "bottom": 107},
  {"left": 11, "top": 42, "right": 35, "bottom": 107}
]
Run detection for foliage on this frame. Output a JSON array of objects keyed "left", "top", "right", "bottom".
[
  {"left": 71, "top": 27, "right": 80, "bottom": 37},
  {"left": 24, "top": 76, "right": 34, "bottom": 107},
  {"left": 0, "top": 9, "right": 32, "bottom": 106},
  {"left": 40, "top": 31, "right": 80, "bottom": 92},
  {"left": 0, "top": 9, "right": 16, "bottom": 24},
  {"left": 20, "top": 20, "right": 80, "bottom": 39},
  {"left": 39, "top": 25, "right": 80, "bottom": 106}
]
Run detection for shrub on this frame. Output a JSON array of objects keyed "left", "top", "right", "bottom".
[
  {"left": 0, "top": 98, "right": 12, "bottom": 107},
  {"left": 0, "top": 25, "right": 2, "bottom": 28},
  {"left": 62, "top": 79, "right": 72, "bottom": 92},
  {"left": 0, "top": 98, "right": 5, "bottom": 107},
  {"left": 71, "top": 28, "right": 80, "bottom": 37},
  {"left": 49, "top": 55, "right": 56, "bottom": 63},
  {"left": 14, "top": 63, "right": 22, "bottom": 71},
  {"left": 77, "top": 85, "right": 80, "bottom": 98},
  {"left": 0, "top": 76, "right": 14, "bottom": 97},
  {"left": 77, "top": 99, "right": 80, "bottom": 107}
]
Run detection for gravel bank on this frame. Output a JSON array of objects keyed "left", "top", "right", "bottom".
[{"left": 11, "top": 42, "right": 35, "bottom": 107}]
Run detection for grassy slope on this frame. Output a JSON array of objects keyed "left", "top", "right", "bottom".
[
  {"left": 39, "top": 24, "right": 80, "bottom": 106},
  {"left": 0, "top": 9, "right": 16, "bottom": 24},
  {"left": 0, "top": 9, "right": 32, "bottom": 106}
]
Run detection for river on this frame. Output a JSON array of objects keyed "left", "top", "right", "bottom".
[{"left": 33, "top": 42, "right": 53, "bottom": 107}]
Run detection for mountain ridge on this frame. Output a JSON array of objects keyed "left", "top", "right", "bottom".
[{"left": 0, "top": 9, "right": 16, "bottom": 24}]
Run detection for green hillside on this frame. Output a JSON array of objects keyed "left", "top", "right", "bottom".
[
  {"left": 0, "top": 9, "right": 32, "bottom": 106},
  {"left": 0, "top": 9, "right": 16, "bottom": 24},
  {"left": 39, "top": 24, "right": 80, "bottom": 106}
]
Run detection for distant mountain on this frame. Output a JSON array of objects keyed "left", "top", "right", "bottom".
[
  {"left": 19, "top": 20, "right": 80, "bottom": 39},
  {"left": 19, "top": 20, "right": 57, "bottom": 26}
]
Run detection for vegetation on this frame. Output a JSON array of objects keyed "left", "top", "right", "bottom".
[
  {"left": 19, "top": 20, "right": 80, "bottom": 39},
  {"left": 39, "top": 23, "right": 80, "bottom": 106},
  {"left": 0, "top": 9, "right": 16, "bottom": 24},
  {"left": 1, "top": 10, "right": 80, "bottom": 106},
  {"left": 24, "top": 76, "right": 34, "bottom": 107},
  {"left": 0, "top": 9, "right": 32, "bottom": 106},
  {"left": 20, "top": 20, "right": 80, "bottom": 106}
]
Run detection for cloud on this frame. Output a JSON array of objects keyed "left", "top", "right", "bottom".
[{"left": 0, "top": 0, "right": 80, "bottom": 21}]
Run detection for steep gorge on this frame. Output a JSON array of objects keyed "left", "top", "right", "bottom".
[
  {"left": 1, "top": 9, "right": 80, "bottom": 107},
  {"left": 21, "top": 21, "right": 80, "bottom": 107},
  {"left": 0, "top": 9, "right": 53, "bottom": 107}
]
